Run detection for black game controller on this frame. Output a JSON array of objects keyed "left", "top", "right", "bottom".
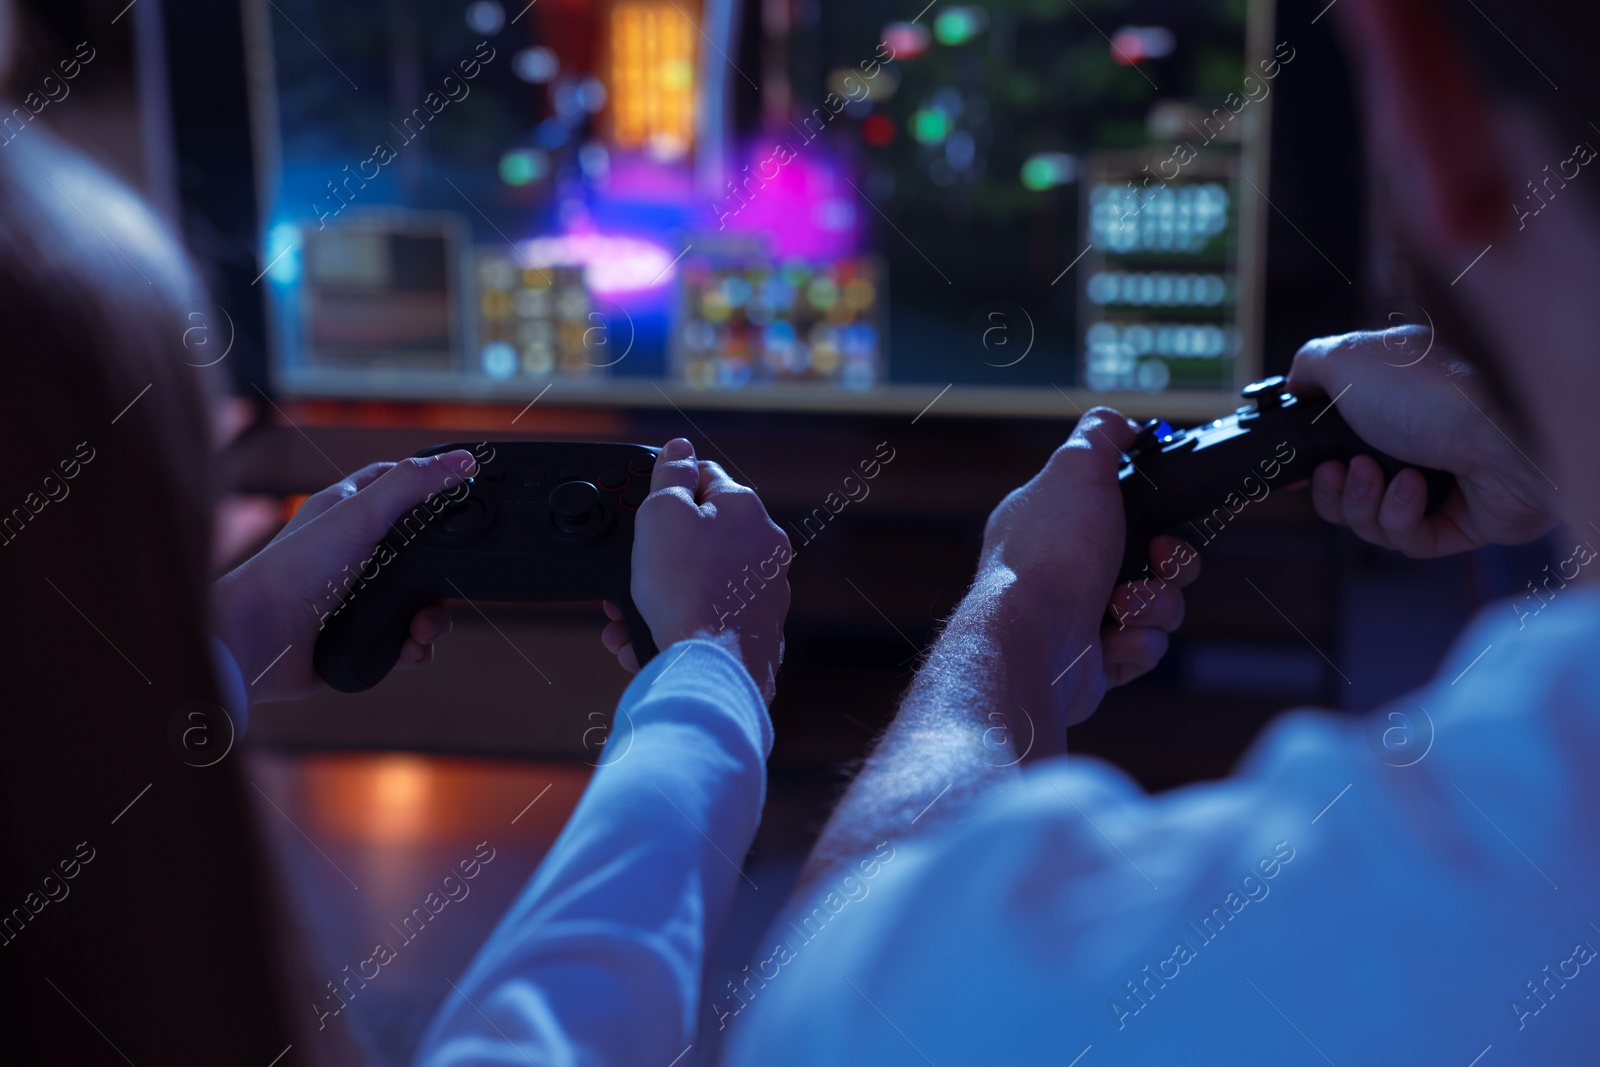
[
  {"left": 314, "top": 440, "right": 662, "bottom": 693},
  {"left": 1117, "top": 376, "right": 1453, "bottom": 585}
]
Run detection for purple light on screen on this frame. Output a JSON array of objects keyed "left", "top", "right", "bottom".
[
  {"left": 513, "top": 232, "right": 680, "bottom": 294},
  {"left": 710, "top": 147, "right": 861, "bottom": 260}
]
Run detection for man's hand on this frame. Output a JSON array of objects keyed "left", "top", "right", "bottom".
[
  {"left": 601, "top": 439, "right": 791, "bottom": 703},
  {"left": 977, "top": 408, "right": 1199, "bottom": 731},
  {"left": 798, "top": 410, "right": 1193, "bottom": 879},
  {"left": 210, "top": 450, "right": 476, "bottom": 705},
  {"left": 1287, "top": 328, "right": 1557, "bottom": 555}
]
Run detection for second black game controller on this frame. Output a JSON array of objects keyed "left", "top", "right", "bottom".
[
  {"left": 1117, "top": 376, "right": 1453, "bottom": 585},
  {"left": 313, "top": 440, "right": 662, "bottom": 693}
]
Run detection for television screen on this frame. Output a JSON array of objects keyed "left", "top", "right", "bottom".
[{"left": 246, "top": 0, "right": 1274, "bottom": 417}]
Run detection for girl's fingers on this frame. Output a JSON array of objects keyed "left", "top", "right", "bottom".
[
  {"left": 396, "top": 638, "right": 435, "bottom": 670},
  {"left": 409, "top": 603, "right": 452, "bottom": 646},
  {"left": 601, "top": 617, "right": 630, "bottom": 655}
]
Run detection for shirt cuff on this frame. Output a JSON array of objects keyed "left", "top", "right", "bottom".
[{"left": 619, "top": 638, "right": 773, "bottom": 760}]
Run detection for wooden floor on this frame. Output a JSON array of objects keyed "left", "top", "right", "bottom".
[{"left": 249, "top": 749, "right": 828, "bottom": 1066}]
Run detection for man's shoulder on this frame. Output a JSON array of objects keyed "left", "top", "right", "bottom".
[
  {"left": 1434, "top": 586, "right": 1600, "bottom": 699},
  {"left": 726, "top": 591, "right": 1600, "bottom": 1066},
  {"left": 899, "top": 586, "right": 1600, "bottom": 918}
]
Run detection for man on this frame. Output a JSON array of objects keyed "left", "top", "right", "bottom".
[{"left": 719, "top": 0, "right": 1600, "bottom": 1061}]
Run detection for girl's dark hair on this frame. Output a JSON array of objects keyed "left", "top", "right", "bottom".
[{"left": 0, "top": 127, "right": 339, "bottom": 1062}]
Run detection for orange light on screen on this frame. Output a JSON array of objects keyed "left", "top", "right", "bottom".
[{"left": 610, "top": 2, "right": 696, "bottom": 158}]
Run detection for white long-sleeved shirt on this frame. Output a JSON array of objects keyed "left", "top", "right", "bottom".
[
  {"left": 723, "top": 587, "right": 1600, "bottom": 1064},
  {"left": 411, "top": 639, "right": 770, "bottom": 1067}
]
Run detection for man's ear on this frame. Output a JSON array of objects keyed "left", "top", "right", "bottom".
[{"left": 1338, "top": 0, "right": 1512, "bottom": 247}]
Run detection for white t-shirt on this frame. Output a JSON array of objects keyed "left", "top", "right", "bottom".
[
  {"left": 411, "top": 639, "right": 771, "bottom": 1067},
  {"left": 724, "top": 588, "right": 1600, "bottom": 1064}
]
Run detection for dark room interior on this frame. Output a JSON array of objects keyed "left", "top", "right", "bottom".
[{"left": 3, "top": 1, "right": 1590, "bottom": 1064}]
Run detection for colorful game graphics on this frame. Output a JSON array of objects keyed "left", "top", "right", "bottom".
[
  {"left": 474, "top": 254, "right": 607, "bottom": 381},
  {"left": 299, "top": 216, "right": 458, "bottom": 372},
  {"left": 1080, "top": 155, "right": 1243, "bottom": 394},
  {"left": 672, "top": 253, "right": 885, "bottom": 391}
]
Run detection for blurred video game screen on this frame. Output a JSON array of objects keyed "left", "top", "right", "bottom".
[{"left": 249, "top": 0, "right": 1270, "bottom": 411}]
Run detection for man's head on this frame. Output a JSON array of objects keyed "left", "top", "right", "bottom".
[{"left": 1336, "top": 0, "right": 1600, "bottom": 527}]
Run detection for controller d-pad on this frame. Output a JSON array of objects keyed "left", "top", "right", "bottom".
[
  {"left": 437, "top": 497, "right": 489, "bottom": 537},
  {"left": 549, "top": 480, "right": 603, "bottom": 535}
]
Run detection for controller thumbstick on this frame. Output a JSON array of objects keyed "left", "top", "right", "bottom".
[
  {"left": 549, "top": 480, "right": 602, "bottom": 535},
  {"left": 1241, "top": 375, "right": 1288, "bottom": 411}
]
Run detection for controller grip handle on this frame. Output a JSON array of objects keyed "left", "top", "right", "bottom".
[
  {"left": 313, "top": 569, "right": 435, "bottom": 694},
  {"left": 314, "top": 579, "right": 660, "bottom": 691},
  {"left": 318, "top": 585, "right": 662, "bottom": 694},
  {"left": 619, "top": 594, "right": 660, "bottom": 666}
]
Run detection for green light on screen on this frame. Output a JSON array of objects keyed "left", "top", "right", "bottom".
[
  {"left": 934, "top": 8, "right": 982, "bottom": 46},
  {"left": 499, "top": 149, "right": 548, "bottom": 186},
  {"left": 911, "top": 108, "right": 952, "bottom": 144}
]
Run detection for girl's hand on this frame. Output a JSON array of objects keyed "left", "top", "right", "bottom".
[{"left": 210, "top": 450, "right": 476, "bottom": 705}]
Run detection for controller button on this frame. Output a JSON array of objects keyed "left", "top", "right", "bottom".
[
  {"left": 519, "top": 467, "right": 543, "bottom": 489},
  {"left": 549, "top": 480, "right": 601, "bottom": 518},
  {"left": 1241, "top": 375, "right": 1288, "bottom": 410},
  {"left": 598, "top": 466, "right": 628, "bottom": 490},
  {"left": 1129, "top": 418, "right": 1164, "bottom": 455},
  {"left": 619, "top": 480, "right": 650, "bottom": 509},
  {"left": 628, "top": 453, "right": 656, "bottom": 475},
  {"left": 438, "top": 498, "right": 489, "bottom": 536},
  {"left": 549, "top": 481, "right": 606, "bottom": 536}
]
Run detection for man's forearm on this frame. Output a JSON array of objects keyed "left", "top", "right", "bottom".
[{"left": 801, "top": 566, "right": 1083, "bottom": 884}]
